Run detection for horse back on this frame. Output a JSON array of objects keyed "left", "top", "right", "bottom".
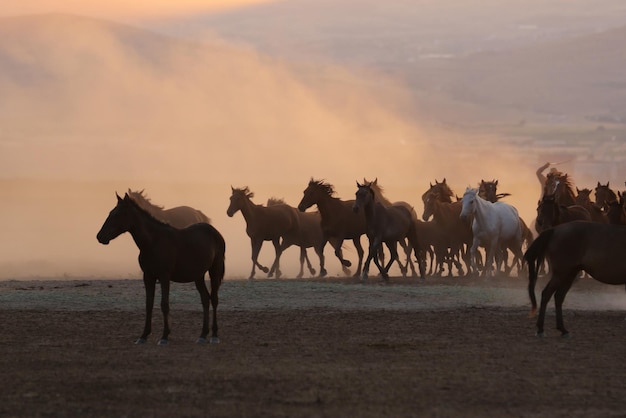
[
  {"left": 167, "top": 223, "right": 226, "bottom": 283},
  {"left": 163, "top": 206, "right": 211, "bottom": 228}
]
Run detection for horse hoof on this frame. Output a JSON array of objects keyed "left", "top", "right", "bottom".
[
  {"left": 196, "top": 337, "right": 207, "bottom": 344},
  {"left": 310, "top": 269, "right": 316, "bottom": 275},
  {"left": 319, "top": 269, "right": 327, "bottom": 278},
  {"left": 260, "top": 267, "right": 269, "bottom": 273},
  {"left": 209, "top": 337, "right": 220, "bottom": 344},
  {"left": 342, "top": 260, "right": 352, "bottom": 268},
  {"left": 157, "top": 339, "right": 169, "bottom": 346},
  {"left": 135, "top": 338, "right": 147, "bottom": 345},
  {"left": 536, "top": 331, "right": 545, "bottom": 338},
  {"left": 561, "top": 332, "right": 571, "bottom": 339}
]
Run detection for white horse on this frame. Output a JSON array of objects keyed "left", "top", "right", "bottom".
[{"left": 460, "top": 187, "right": 524, "bottom": 277}]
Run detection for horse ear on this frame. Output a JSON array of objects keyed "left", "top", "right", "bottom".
[
  {"left": 442, "top": 178, "right": 447, "bottom": 184},
  {"left": 231, "top": 185, "right": 234, "bottom": 192},
  {"left": 495, "top": 180, "right": 498, "bottom": 185},
  {"left": 356, "top": 181, "right": 362, "bottom": 188},
  {"left": 430, "top": 182, "right": 433, "bottom": 187},
  {"left": 374, "top": 178, "right": 378, "bottom": 185},
  {"left": 116, "top": 192, "right": 123, "bottom": 202}
]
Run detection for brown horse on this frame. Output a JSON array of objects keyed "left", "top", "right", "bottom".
[
  {"left": 353, "top": 182, "right": 424, "bottom": 281},
  {"left": 227, "top": 187, "right": 300, "bottom": 279},
  {"left": 536, "top": 193, "right": 591, "bottom": 230},
  {"left": 543, "top": 173, "right": 577, "bottom": 207},
  {"left": 127, "top": 189, "right": 210, "bottom": 228},
  {"left": 97, "top": 193, "right": 225, "bottom": 345},
  {"left": 298, "top": 179, "right": 366, "bottom": 277},
  {"left": 267, "top": 197, "right": 335, "bottom": 278},
  {"left": 525, "top": 221, "right": 626, "bottom": 337},
  {"left": 364, "top": 178, "right": 421, "bottom": 277},
  {"left": 606, "top": 192, "right": 626, "bottom": 225},
  {"left": 575, "top": 187, "right": 608, "bottom": 223},
  {"left": 422, "top": 193, "right": 472, "bottom": 276},
  {"left": 478, "top": 179, "right": 511, "bottom": 203},
  {"left": 594, "top": 181, "right": 618, "bottom": 211}
]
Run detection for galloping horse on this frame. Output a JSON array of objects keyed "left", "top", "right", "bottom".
[
  {"left": 478, "top": 179, "right": 511, "bottom": 203},
  {"left": 594, "top": 181, "right": 618, "bottom": 211},
  {"left": 575, "top": 187, "right": 608, "bottom": 223},
  {"left": 298, "top": 179, "right": 366, "bottom": 277},
  {"left": 543, "top": 173, "right": 577, "bottom": 207},
  {"left": 127, "top": 189, "right": 210, "bottom": 228},
  {"left": 267, "top": 197, "right": 333, "bottom": 278},
  {"left": 353, "top": 182, "right": 423, "bottom": 281},
  {"left": 525, "top": 221, "right": 626, "bottom": 337},
  {"left": 97, "top": 193, "right": 225, "bottom": 345},
  {"left": 422, "top": 188, "right": 472, "bottom": 276},
  {"left": 536, "top": 192, "right": 591, "bottom": 230},
  {"left": 364, "top": 178, "right": 421, "bottom": 277},
  {"left": 227, "top": 187, "right": 300, "bottom": 279},
  {"left": 460, "top": 187, "right": 523, "bottom": 277}
]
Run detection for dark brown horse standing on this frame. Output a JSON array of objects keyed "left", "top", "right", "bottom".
[
  {"left": 298, "top": 179, "right": 366, "bottom": 277},
  {"left": 97, "top": 193, "right": 225, "bottom": 345},
  {"left": 127, "top": 189, "right": 210, "bottom": 228},
  {"left": 594, "top": 181, "right": 618, "bottom": 211},
  {"left": 227, "top": 187, "right": 299, "bottom": 279},
  {"left": 353, "top": 182, "right": 424, "bottom": 281},
  {"left": 524, "top": 221, "right": 626, "bottom": 337}
]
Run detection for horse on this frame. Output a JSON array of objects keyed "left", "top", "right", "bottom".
[
  {"left": 422, "top": 189, "right": 472, "bottom": 276},
  {"left": 267, "top": 197, "right": 335, "bottom": 278},
  {"left": 543, "top": 172, "right": 576, "bottom": 207},
  {"left": 421, "top": 178, "right": 454, "bottom": 208},
  {"left": 594, "top": 181, "right": 618, "bottom": 211},
  {"left": 524, "top": 221, "right": 626, "bottom": 337},
  {"left": 297, "top": 179, "right": 366, "bottom": 277},
  {"left": 363, "top": 178, "right": 421, "bottom": 277},
  {"left": 478, "top": 179, "right": 511, "bottom": 203},
  {"left": 460, "top": 187, "right": 523, "bottom": 277},
  {"left": 353, "top": 182, "right": 424, "bottom": 281},
  {"left": 606, "top": 192, "right": 626, "bottom": 225},
  {"left": 126, "top": 189, "right": 210, "bottom": 228},
  {"left": 536, "top": 192, "right": 591, "bottom": 230},
  {"left": 96, "top": 193, "right": 225, "bottom": 345},
  {"left": 575, "top": 187, "right": 608, "bottom": 223},
  {"left": 227, "top": 187, "right": 300, "bottom": 279}
]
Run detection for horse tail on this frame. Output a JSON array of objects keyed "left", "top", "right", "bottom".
[{"left": 523, "top": 228, "right": 555, "bottom": 316}]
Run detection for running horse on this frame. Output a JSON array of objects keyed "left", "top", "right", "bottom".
[
  {"left": 363, "top": 178, "right": 422, "bottom": 277},
  {"left": 353, "top": 182, "right": 424, "bottom": 281},
  {"left": 524, "top": 221, "right": 626, "bottom": 337},
  {"left": 97, "top": 193, "right": 225, "bottom": 345},
  {"left": 536, "top": 192, "right": 591, "bottom": 230},
  {"left": 574, "top": 187, "right": 608, "bottom": 223},
  {"left": 594, "top": 181, "right": 618, "bottom": 211},
  {"left": 127, "top": 189, "right": 210, "bottom": 228},
  {"left": 297, "top": 179, "right": 366, "bottom": 277},
  {"left": 227, "top": 187, "right": 299, "bottom": 279},
  {"left": 460, "top": 187, "right": 524, "bottom": 277}
]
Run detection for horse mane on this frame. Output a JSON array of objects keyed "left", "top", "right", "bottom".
[
  {"left": 309, "top": 178, "right": 335, "bottom": 197},
  {"left": 546, "top": 173, "right": 575, "bottom": 197},
  {"left": 123, "top": 194, "right": 170, "bottom": 228},
  {"left": 426, "top": 179, "right": 454, "bottom": 202},
  {"left": 127, "top": 189, "right": 165, "bottom": 211},
  {"left": 233, "top": 186, "right": 255, "bottom": 199},
  {"left": 267, "top": 197, "right": 285, "bottom": 206}
]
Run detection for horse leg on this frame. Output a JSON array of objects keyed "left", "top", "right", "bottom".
[
  {"left": 554, "top": 277, "right": 575, "bottom": 337},
  {"left": 330, "top": 239, "right": 351, "bottom": 275},
  {"left": 250, "top": 238, "right": 266, "bottom": 279},
  {"left": 137, "top": 275, "right": 156, "bottom": 344},
  {"left": 268, "top": 238, "right": 283, "bottom": 278},
  {"left": 194, "top": 278, "right": 211, "bottom": 343},
  {"left": 400, "top": 239, "right": 416, "bottom": 277},
  {"left": 158, "top": 278, "right": 171, "bottom": 345},
  {"left": 361, "top": 241, "right": 378, "bottom": 282},
  {"left": 537, "top": 279, "right": 558, "bottom": 337},
  {"left": 353, "top": 237, "right": 365, "bottom": 278},
  {"left": 303, "top": 248, "right": 316, "bottom": 276},
  {"left": 296, "top": 247, "right": 306, "bottom": 279},
  {"left": 207, "top": 257, "right": 224, "bottom": 344},
  {"left": 386, "top": 241, "right": 404, "bottom": 278},
  {"left": 315, "top": 242, "right": 327, "bottom": 277}
]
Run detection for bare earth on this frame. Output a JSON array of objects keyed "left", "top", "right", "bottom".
[{"left": 0, "top": 275, "right": 625, "bottom": 417}]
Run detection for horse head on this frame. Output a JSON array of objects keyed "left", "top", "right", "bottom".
[
  {"left": 459, "top": 187, "right": 479, "bottom": 222},
  {"left": 227, "top": 186, "right": 253, "bottom": 217},
  {"left": 298, "top": 179, "right": 334, "bottom": 212},
  {"left": 97, "top": 193, "right": 135, "bottom": 245},
  {"left": 353, "top": 181, "right": 374, "bottom": 213}
]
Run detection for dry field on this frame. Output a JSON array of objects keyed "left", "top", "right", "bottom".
[{"left": 1, "top": 275, "right": 625, "bottom": 417}]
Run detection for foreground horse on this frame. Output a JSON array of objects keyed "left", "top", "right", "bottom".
[
  {"left": 127, "top": 189, "right": 210, "bottom": 228},
  {"left": 536, "top": 192, "right": 591, "bottom": 230},
  {"left": 97, "top": 193, "right": 225, "bottom": 345},
  {"left": 227, "top": 187, "right": 300, "bottom": 279},
  {"left": 460, "top": 187, "right": 523, "bottom": 277},
  {"left": 298, "top": 179, "right": 366, "bottom": 277},
  {"left": 524, "top": 221, "right": 626, "bottom": 337},
  {"left": 353, "top": 182, "right": 423, "bottom": 281}
]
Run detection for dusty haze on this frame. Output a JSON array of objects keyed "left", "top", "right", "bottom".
[{"left": 0, "top": 5, "right": 618, "bottom": 280}]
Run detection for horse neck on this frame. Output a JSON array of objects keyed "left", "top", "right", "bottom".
[
  {"left": 313, "top": 193, "right": 342, "bottom": 218},
  {"left": 432, "top": 200, "right": 460, "bottom": 223},
  {"left": 127, "top": 208, "right": 164, "bottom": 250},
  {"left": 470, "top": 197, "right": 492, "bottom": 226},
  {"left": 237, "top": 197, "right": 263, "bottom": 223},
  {"left": 558, "top": 186, "right": 576, "bottom": 207}
]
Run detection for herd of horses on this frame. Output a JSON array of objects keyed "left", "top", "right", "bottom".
[{"left": 96, "top": 173, "right": 626, "bottom": 342}]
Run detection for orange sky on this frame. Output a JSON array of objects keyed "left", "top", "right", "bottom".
[{"left": 0, "top": 0, "right": 277, "bottom": 19}]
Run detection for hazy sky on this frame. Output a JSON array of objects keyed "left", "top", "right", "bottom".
[{"left": 0, "top": 0, "right": 277, "bottom": 19}]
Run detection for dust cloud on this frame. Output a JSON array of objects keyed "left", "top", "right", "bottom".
[{"left": 0, "top": 13, "right": 599, "bottom": 287}]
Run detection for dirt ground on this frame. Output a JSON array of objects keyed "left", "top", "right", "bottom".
[{"left": 1, "top": 275, "right": 625, "bottom": 417}]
